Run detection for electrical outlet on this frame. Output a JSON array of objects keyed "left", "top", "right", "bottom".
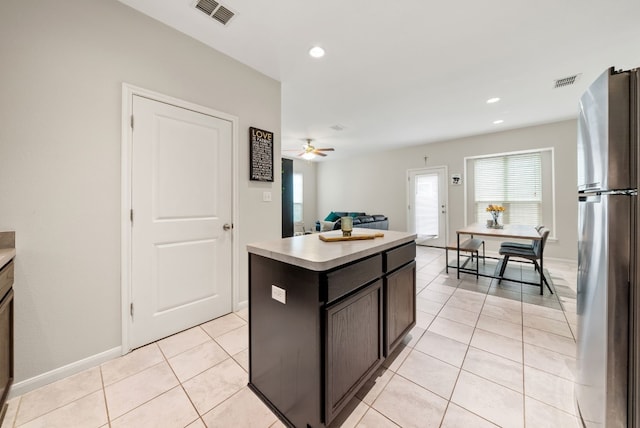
[
  {"left": 271, "top": 285, "right": 286, "bottom": 304},
  {"left": 263, "top": 191, "right": 272, "bottom": 202}
]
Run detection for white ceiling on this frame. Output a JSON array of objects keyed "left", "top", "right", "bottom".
[{"left": 119, "top": 0, "right": 640, "bottom": 161}]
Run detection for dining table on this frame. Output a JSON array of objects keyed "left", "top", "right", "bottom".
[{"left": 455, "top": 223, "right": 546, "bottom": 291}]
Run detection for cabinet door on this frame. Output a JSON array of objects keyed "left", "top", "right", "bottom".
[
  {"left": 325, "top": 280, "right": 383, "bottom": 424},
  {"left": 384, "top": 261, "right": 416, "bottom": 356}
]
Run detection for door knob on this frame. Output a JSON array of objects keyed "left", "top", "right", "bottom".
[{"left": 223, "top": 223, "right": 233, "bottom": 231}]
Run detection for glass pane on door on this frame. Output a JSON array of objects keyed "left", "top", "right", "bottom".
[{"left": 415, "top": 174, "right": 439, "bottom": 238}]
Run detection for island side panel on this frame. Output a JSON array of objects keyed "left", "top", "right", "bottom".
[{"left": 249, "top": 254, "right": 323, "bottom": 428}]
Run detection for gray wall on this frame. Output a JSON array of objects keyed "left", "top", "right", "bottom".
[
  {"left": 317, "top": 120, "right": 578, "bottom": 260},
  {"left": 0, "top": 0, "right": 281, "bottom": 382}
]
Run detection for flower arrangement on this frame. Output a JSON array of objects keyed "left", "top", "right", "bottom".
[{"left": 486, "top": 204, "right": 505, "bottom": 228}]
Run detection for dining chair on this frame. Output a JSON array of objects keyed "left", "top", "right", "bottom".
[
  {"left": 499, "top": 225, "right": 545, "bottom": 251},
  {"left": 498, "top": 227, "right": 553, "bottom": 294}
]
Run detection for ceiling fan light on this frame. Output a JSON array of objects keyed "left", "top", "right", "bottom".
[{"left": 301, "top": 152, "right": 316, "bottom": 160}]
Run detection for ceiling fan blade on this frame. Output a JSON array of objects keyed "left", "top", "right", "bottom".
[
  {"left": 315, "top": 148, "right": 334, "bottom": 151},
  {"left": 314, "top": 151, "right": 327, "bottom": 157}
]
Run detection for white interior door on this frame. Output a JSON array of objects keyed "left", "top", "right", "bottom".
[
  {"left": 408, "top": 167, "right": 448, "bottom": 247},
  {"left": 130, "top": 95, "right": 233, "bottom": 349}
]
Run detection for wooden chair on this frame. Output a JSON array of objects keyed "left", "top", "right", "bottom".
[{"left": 498, "top": 227, "right": 553, "bottom": 294}]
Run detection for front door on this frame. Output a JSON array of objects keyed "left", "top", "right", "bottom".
[
  {"left": 130, "top": 95, "right": 233, "bottom": 349},
  {"left": 407, "top": 167, "right": 448, "bottom": 247}
]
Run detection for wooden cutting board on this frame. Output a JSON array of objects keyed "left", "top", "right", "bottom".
[{"left": 318, "top": 232, "right": 384, "bottom": 242}]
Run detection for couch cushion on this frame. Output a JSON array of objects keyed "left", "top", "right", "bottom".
[
  {"left": 320, "top": 221, "right": 337, "bottom": 231},
  {"left": 348, "top": 212, "right": 366, "bottom": 218},
  {"left": 372, "top": 215, "right": 387, "bottom": 221},
  {"left": 352, "top": 217, "right": 362, "bottom": 224},
  {"left": 357, "top": 215, "right": 374, "bottom": 223},
  {"left": 324, "top": 211, "right": 340, "bottom": 222}
]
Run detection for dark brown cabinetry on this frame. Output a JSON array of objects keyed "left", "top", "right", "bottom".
[
  {"left": 0, "top": 261, "right": 13, "bottom": 423},
  {"left": 248, "top": 240, "right": 415, "bottom": 427},
  {"left": 384, "top": 261, "right": 416, "bottom": 355},
  {"left": 325, "top": 280, "right": 383, "bottom": 423}
]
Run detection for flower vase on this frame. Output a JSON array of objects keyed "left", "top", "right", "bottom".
[{"left": 490, "top": 212, "right": 501, "bottom": 228}]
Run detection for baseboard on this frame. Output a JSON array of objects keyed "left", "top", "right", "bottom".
[
  {"left": 236, "top": 300, "right": 248, "bottom": 311},
  {"left": 9, "top": 346, "right": 122, "bottom": 398}
]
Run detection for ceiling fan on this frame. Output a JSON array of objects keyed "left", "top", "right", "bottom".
[{"left": 295, "top": 139, "right": 335, "bottom": 160}]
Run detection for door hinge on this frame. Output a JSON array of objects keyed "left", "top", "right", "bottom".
[
  {"left": 130, "top": 209, "right": 133, "bottom": 224},
  {"left": 130, "top": 302, "right": 134, "bottom": 318},
  {"left": 130, "top": 115, "right": 134, "bottom": 130}
]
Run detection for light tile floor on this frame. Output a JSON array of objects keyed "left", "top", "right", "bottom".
[{"left": 1, "top": 246, "right": 580, "bottom": 427}]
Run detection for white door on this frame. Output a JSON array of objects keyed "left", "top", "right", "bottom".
[
  {"left": 130, "top": 95, "right": 233, "bottom": 348},
  {"left": 408, "top": 167, "right": 447, "bottom": 247}
]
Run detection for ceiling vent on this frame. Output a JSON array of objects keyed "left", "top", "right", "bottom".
[
  {"left": 330, "top": 124, "right": 346, "bottom": 131},
  {"left": 554, "top": 74, "right": 581, "bottom": 88},
  {"left": 194, "top": 0, "right": 236, "bottom": 25}
]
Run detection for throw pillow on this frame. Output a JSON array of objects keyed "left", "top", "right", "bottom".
[
  {"left": 321, "top": 221, "right": 336, "bottom": 231},
  {"left": 324, "top": 211, "right": 340, "bottom": 222}
]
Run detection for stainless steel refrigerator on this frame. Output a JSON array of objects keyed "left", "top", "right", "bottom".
[{"left": 576, "top": 66, "right": 639, "bottom": 427}]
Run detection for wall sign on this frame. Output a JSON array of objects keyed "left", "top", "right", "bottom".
[{"left": 249, "top": 127, "right": 274, "bottom": 182}]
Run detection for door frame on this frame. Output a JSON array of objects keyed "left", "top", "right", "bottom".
[
  {"left": 406, "top": 166, "right": 449, "bottom": 247},
  {"left": 120, "top": 83, "right": 239, "bottom": 353}
]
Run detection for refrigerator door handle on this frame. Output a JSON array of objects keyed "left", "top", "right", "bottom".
[{"left": 579, "top": 194, "right": 602, "bottom": 203}]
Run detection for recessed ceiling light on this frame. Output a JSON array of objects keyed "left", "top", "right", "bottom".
[
  {"left": 486, "top": 97, "right": 500, "bottom": 104},
  {"left": 309, "top": 46, "right": 325, "bottom": 58},
  {"left": 493, "top": 119, "right": 504, "bottom": 125}
]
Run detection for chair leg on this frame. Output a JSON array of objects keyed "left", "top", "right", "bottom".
[
  {"left": 482, "top": 241, "right": 485, "bottom": 265},
  {"left": 498, "top": 255, "right": 510, "bottom": 284},
  {"left": 533, "top": 261, "right": 554, "bottom": 295}
]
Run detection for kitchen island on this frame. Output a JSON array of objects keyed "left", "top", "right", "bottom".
[{"left": 247, "top": 229, "right": 417, "bottom": 427}]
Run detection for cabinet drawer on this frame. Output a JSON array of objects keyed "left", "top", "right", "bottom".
[
  {"left": 0, "top": 262, "right": 13, "bottom": 301},
  {"left": 384, "top": 241, "right": 416, "bottom": 273},
  {"left": 326, "top": 254, "right": 382, "bottom": 304}
]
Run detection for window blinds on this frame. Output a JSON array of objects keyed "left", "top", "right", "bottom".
[{"left": 473, "top": 152, "right": 542, "bottom": 226}]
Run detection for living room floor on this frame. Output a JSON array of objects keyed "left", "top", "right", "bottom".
[{"left": 2, "top": 246, "right": 579, "bottom": 428}]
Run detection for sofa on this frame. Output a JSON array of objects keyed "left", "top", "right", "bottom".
[{"left": 315, "top": 211, "right": 389, "bottom": 232}]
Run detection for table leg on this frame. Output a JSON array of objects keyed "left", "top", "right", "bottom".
[
  {"left": 456, "top": 233, "right": 460, "bottom": 279},
  {"left": 539, "top": 255, "right": 544, "bottom": 295}
]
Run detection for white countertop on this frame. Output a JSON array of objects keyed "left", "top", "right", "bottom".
[
  {"left": 0, "top": 248, "right": 15, "bottom": 270},
  {"left": 247, "top": 229, "right": 417, "bottom": 271}
]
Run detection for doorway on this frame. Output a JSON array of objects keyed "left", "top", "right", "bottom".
[
  {"left": 407, "top": 167, "right": 448, "bottom": 247},
  {"left": 122, "top": 85, "right": 238, "bottom": 351}
]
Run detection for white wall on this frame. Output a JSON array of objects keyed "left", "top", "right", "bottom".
[
  {"left": 292, "top": 158, "right": 317, "bottom": 232},
  {"left": 0, "top": 0, "right": 281, "bottom": 383},
  {"left": 317, "top": 120, "right": 578, "bottom": 260}
]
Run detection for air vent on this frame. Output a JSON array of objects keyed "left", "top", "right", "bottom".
[
  {"left": 212, "top": 5, "right": 234, "bottom": 24},
  {"left": 554, "top": 74, "right": 581, "bottom": 88},
  {"left": 194, "top": 0, "right": 236, "bottom": 25},
  {"left": 195, "top": 0, "right": 218, "bottom": 15},
  {"left": 330, "top": 124, "right": 346, "bottom": 131}
]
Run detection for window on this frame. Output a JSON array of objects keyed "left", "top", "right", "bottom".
[
  {"left": 293, "top": 173, "right": 303, "bottom": 222},
  {"left": 466, "top": 149, "right": 554, "bottom": 231}
]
